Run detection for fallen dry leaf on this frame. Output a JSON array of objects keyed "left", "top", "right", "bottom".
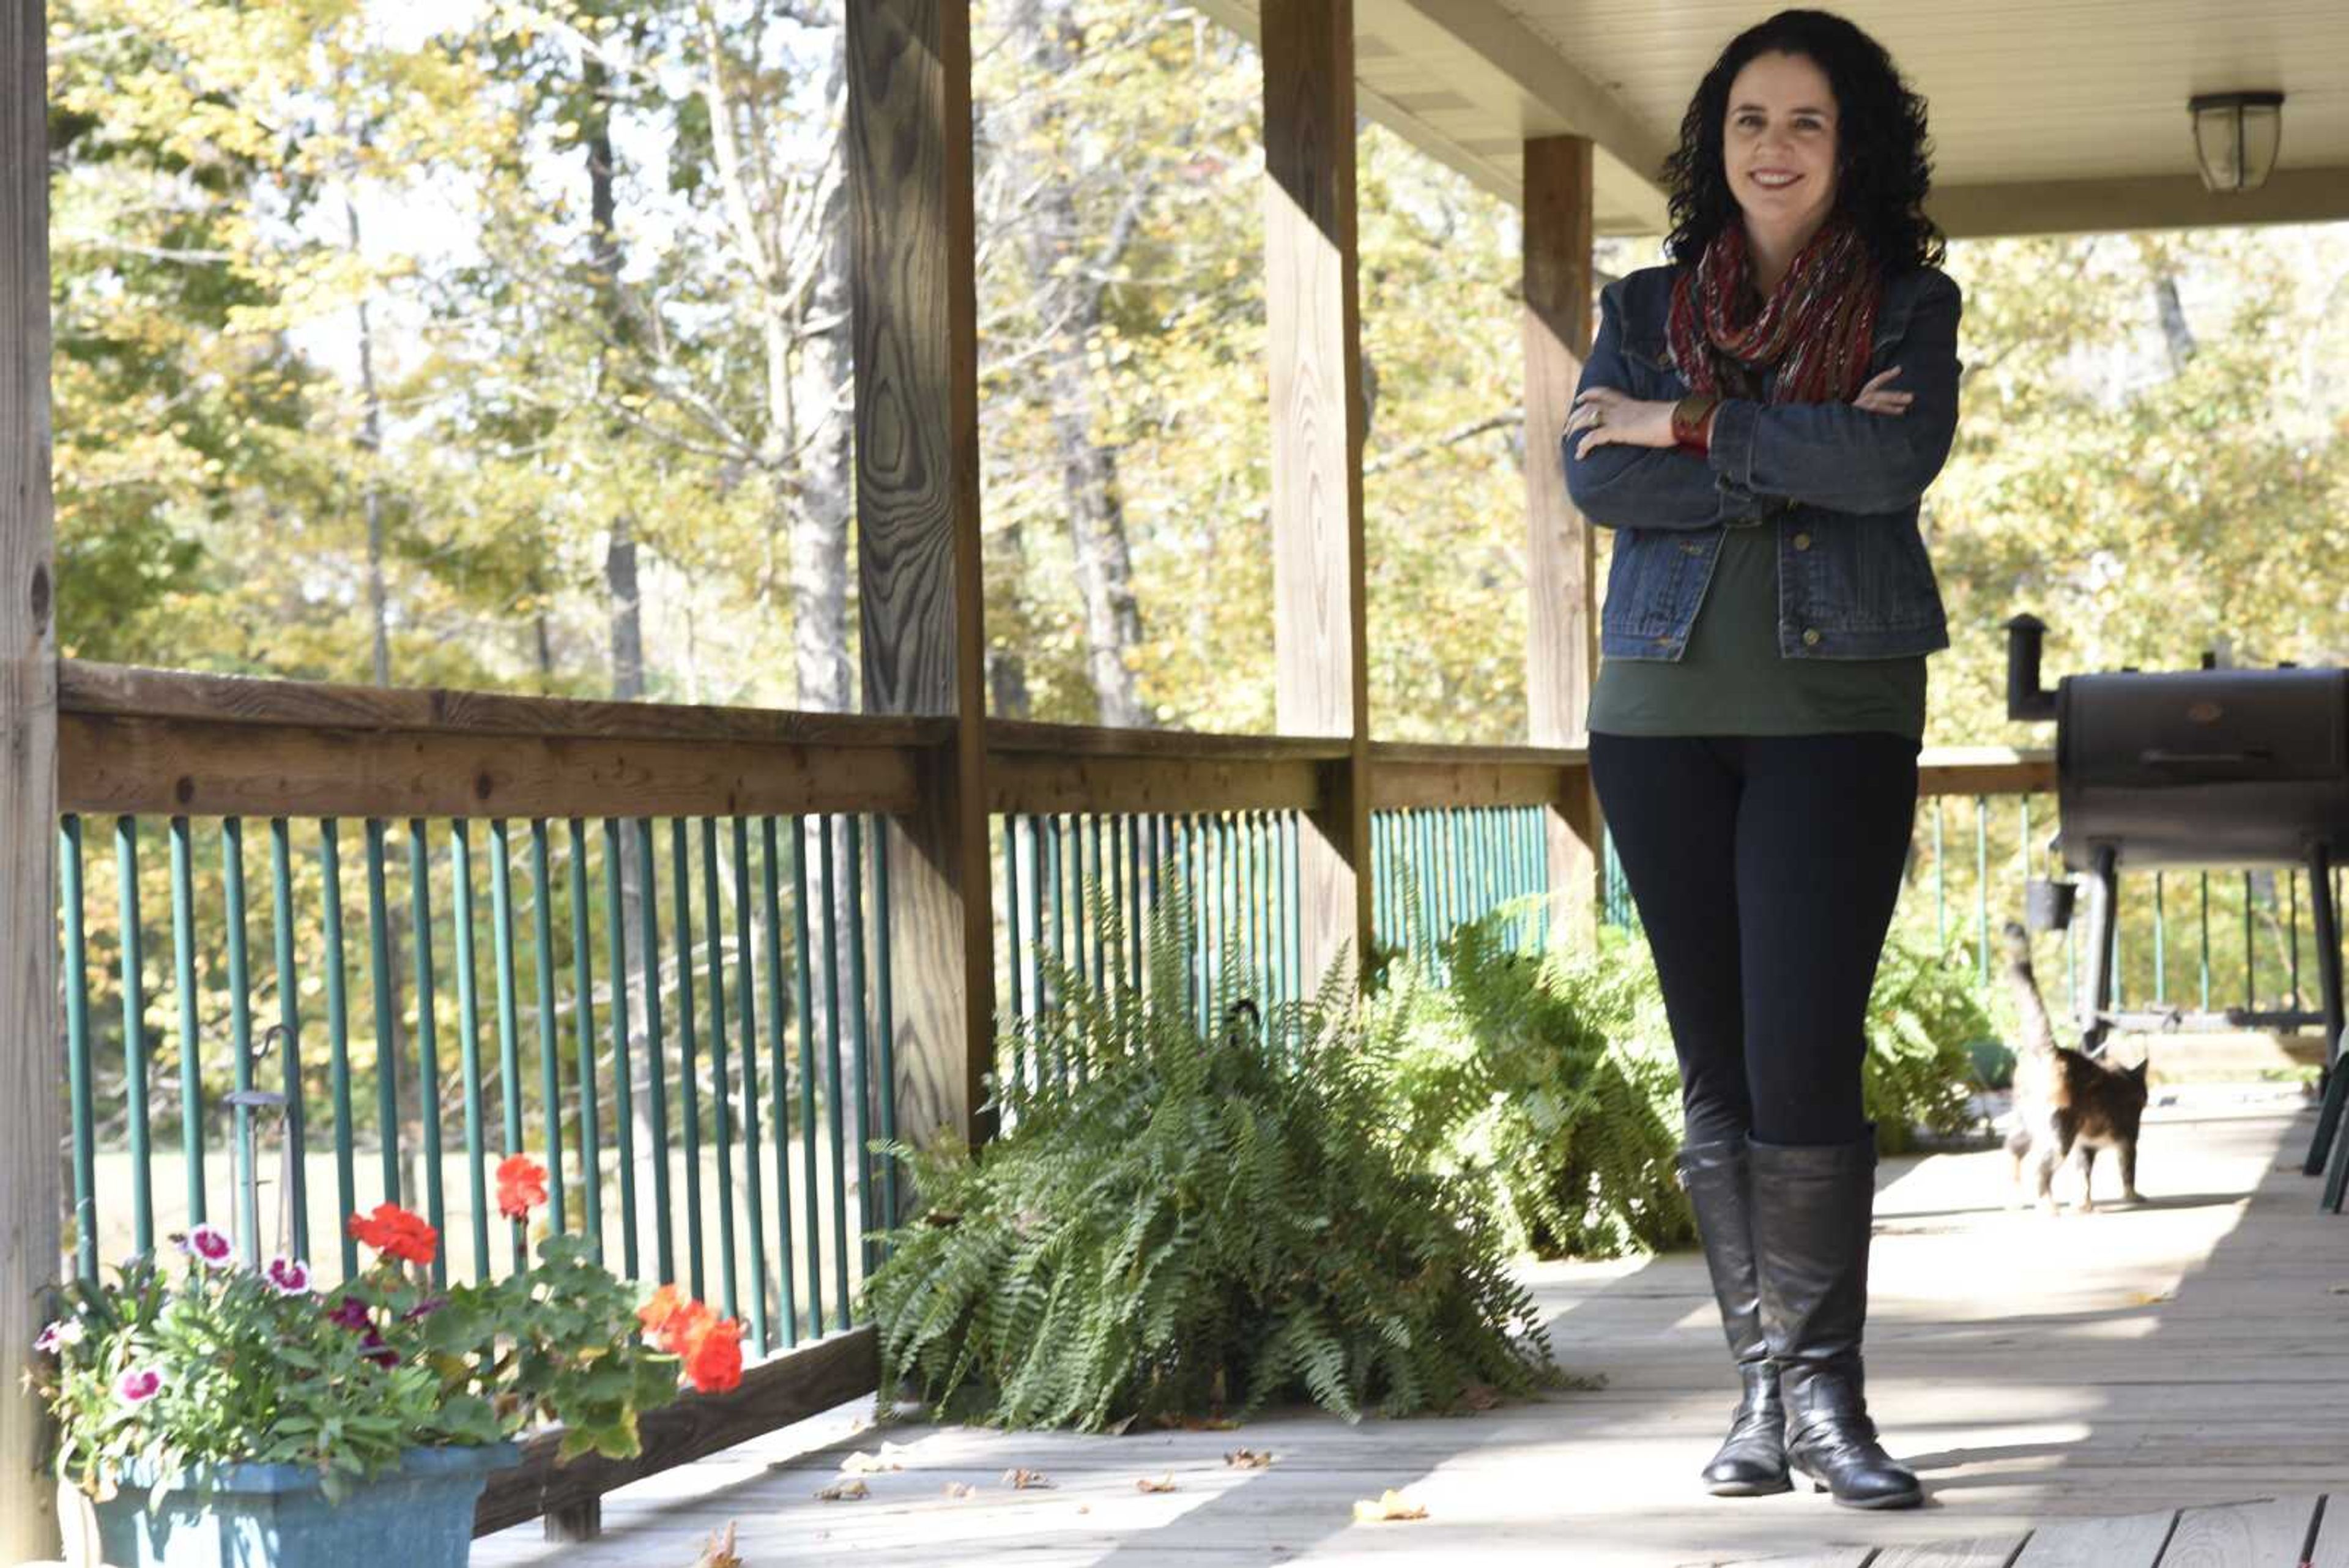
[
  {"left": 814, "top": 1479, "right": 870, "bottom": 1502},
  {"left": 840, "top": 1446, "right": 908, "bottom": 1474},
  {"left": 1077, "top": 1504, "right": 1091, "bottom": 1515},
  {"left": 1135, "top": 1474, "right": 1178, "bottom": 1493},
  {"left": 691, "top": 1521, "right": 743, "bottom": 1568},
  {"left": 2131, "top": 1291, "right": 2173, "bottom": 1306},
  {"left": 1002, "top": 1467, "right": 1055, "bottom": 1489},
  {"left": 1351, "top": 1488, "right": 1428, "bottom": 1523},
  {"left": 1223, "top": 1448, "right": 1275, "bottom": 1469},
  {"left": 1458, "top": 1381, "right": 1501, "bottom": 1411},
  {"left": 942, "top": 1482, "right": 978, "bottom": 1500}
]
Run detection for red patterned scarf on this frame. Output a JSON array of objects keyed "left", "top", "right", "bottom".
[{"left": 1666, "top": 217, "right": 1882, "bottom": 404}]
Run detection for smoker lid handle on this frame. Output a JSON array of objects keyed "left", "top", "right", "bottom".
[{"left": 2137, "top": 748, "right": 2274, "bottom": 765}]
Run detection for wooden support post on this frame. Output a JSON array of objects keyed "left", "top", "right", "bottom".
[
  {"left": 848, "top": 1, "right": 995, "bottom": 1164},
  {"left": 1521, "top": 135, "right": 1605, "bottom": 950},
  {"left": 1, "top": 0, "right": 62, "bottom": 1555},
  {"left": 1262, "top": 0, "right": 1375, "bottom": 995}
]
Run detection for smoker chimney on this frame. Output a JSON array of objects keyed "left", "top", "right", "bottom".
[{"left": 2005, "top": 614, "right": 2058, "bottom": 722}]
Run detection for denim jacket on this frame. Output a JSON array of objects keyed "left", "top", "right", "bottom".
[{"left": 1561, "top": 262, "right": 1961, "bottom": 661}]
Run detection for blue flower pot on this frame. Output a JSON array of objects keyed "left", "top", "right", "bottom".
[{"left": 90, "top": 1443, "right": 519, "bottom": 1568}]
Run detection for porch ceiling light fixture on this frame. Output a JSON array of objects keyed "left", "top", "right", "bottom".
[{"left": 2189, "top": 91, "right": 2285, "bottom": 193}]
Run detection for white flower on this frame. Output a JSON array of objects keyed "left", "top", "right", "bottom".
[
  {"left": 264, "top": 1257, "right": 314, "bottom": 1296},
  {"left": 33, "top": 1318, "right": 83, "bottom": 1354}
]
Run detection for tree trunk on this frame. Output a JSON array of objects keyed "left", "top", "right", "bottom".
[{"left": 1011, "top": 0, "right": 1147, "bottom": 728}]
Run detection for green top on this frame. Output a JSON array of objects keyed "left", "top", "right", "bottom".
[{"left": 1586, "top": 521, "right": 1928, "bottom": 741}]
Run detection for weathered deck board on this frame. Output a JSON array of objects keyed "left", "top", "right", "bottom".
[{"left": 475, "top": 1090, "right": 2349, "bottom": 1567}]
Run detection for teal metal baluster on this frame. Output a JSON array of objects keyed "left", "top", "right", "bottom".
[
  {"left": 117, "top": 816, "right": 154, "bottom": 1258},
  {"left": 2200, "top": 871, "right": 2212, "bottom": 1011},
  {"left": 791, "top": 816, "right": 823, "bottom": 1334},
  {"left": 1974, "top": 796, "right": 1990, "bottom": 986},
  {"left": 2153, "top": 870, "right": 2168, "bottom": 1007},
  {"left": 269, "top": 820, "right": 309, "bottom": 1267},
  {"left": 364, "top": 819, "right": 399, "bottom": 1208},
  {"left": 451, "top": 821, "right": 490, "bottom": 1283},
  {"left": 62, "top": 818, "right": 97, "bottom": 1280},
  {"left": 760, "top": 817, "right": 800, "bottom": 1343},
  {"left": 489, "top": 820, "right": 528, "bottom": 1270},
  {"left": 636, "top": 818, "right": 673, "bottom": 1287},
  {"left": 409, "top": 819, "right": 447, "bottom": 1288},
  {"left": 699, "top": 817, "right": 737, "bottom": 1318},
  {"left": 819, "top": 815, "right": 851, "bottom": 1329},
  {"left": 169, "top": 816, "right": 206, "bottom": 1227},
  {"left": 223, "top": 819, "right": 257, "bottom": 1261},
  {"left": 670, "top": 818, "right": 704, "bottom": 1299},
  {"left": 874, "top": 819, "right": 898, "bottom": 1243},
  {"left": 567, "top": 820, "right": 602, "bottom": 1265},
  {"left": 319, "top": 822, "right": 355, "bottom": 1277},
  {"left": 1932, "top": 800, "right": 1946, "bottom": 956},
  {"left": 846, "top": 815, "right": 875, "bottom": 1283},
  {"left": 2244, "top": 871, "right": 2256, "bottom": 1013},
  {"left": 529, "top": 820, "right": 565, "bottom": 1238},
  {"left": 2290, "top": 869, "right": 2302, "bottom": 1015},
  {"left": 730, "top": 817, "right": 769, "bottom": 1352},
  {"left": 1003, "top": 816, "right": 1023, "bottom": 1025},
  {"left": 603, "top": 818, "right": 637, "bottom": 1280}
]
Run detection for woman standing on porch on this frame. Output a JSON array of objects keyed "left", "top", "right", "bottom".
[{"left": 1560, "top": 8, "right": 1960, "bottom": 1512}]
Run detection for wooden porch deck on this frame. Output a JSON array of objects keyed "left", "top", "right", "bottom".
[{"left": 473, "top": 1085, "right": 2349, "bottom": 1567}]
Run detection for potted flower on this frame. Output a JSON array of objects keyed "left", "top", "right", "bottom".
[{"left": 29, "top": 1155, "right": 743, "bottom": 1568}]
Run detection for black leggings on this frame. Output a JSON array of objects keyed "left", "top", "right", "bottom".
[{"left": 1588, "top": 731, "right": 1920, "bottom": 1150}]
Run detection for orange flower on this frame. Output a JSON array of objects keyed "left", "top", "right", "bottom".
[
  {"left": 637, "top": 1283, "right": 743, "bottom": 1394},
  {"left": 637, "top": 1284, "right": 694, "bottom": 1342},
  {"left": 678, "top": 1313, "right": 744, "bottom": 1394},
  {"left": 495, "top": 1154, "right": 549, "bottom": 1221},
  {"left": 347, "top": 1203, "right": 438, "bottom": 1267}
]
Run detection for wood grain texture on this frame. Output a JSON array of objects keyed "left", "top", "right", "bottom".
[
  {"left": 2008, "top": 1509, "right": 2175, "bottom": 1565},
  {"left": 1, "top": 0, "right": 60, "bottom": 1555},
  {"left": 848, "top": 0, "right": 995, "bottom": 1156},
  {"left": 473, "top": 1326, "right": 878, "bottom": 1537},
  {"left": 57, "top": 712, "right": 927, "bottom": 819},
  {"left": 1261, "top": 0, "right": 1374, "bottom": 999},
  {"left": 1520, "top": 134, "right": 1604, "bottom": 954},
  {"left": 1873, "top": 1537, "right": 2028, "bottom": 1568},
  {"left": 2158, "top": 1495, "right": 2320, "bottom": 1567},
  {"left": 60, "top": 660, "right": 947, "bottom": 746}
]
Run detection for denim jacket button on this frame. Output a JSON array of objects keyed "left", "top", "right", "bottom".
[
  {"left": 1792, "top": 532, "right": 1812, "bottom": 551},
  {"left": 1801, "top": 628, "right": 1822, "bottom": 647}
]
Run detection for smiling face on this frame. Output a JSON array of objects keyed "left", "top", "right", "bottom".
[{"left": 1722, "top": 50, "right": 1840, "bottom": 240}]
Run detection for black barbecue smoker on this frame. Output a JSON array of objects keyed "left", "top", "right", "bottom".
[{"left": 2005, "top": 614, "right": 2349, "bottom": 1211}]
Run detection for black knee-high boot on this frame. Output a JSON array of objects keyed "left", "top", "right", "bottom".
[
  {"left": 1675, "top": 1139, "right": 1789, "bottom": 1496},
  {"left": 1746, "top": 1124, "right": 1921, "bottom": 1509}
]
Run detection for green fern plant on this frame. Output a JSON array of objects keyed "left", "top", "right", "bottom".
[
  {"left": 860, "top": 878, "right": 1559, "bottom": 1432},
  {"left": 1863, "top": 935, "right": 1994, "bottom": 1153},
  {"left": 1368, "top": 882, "right": 1693, "bottom": 1261}
]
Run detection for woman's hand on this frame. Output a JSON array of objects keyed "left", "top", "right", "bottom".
[
  {"left": 1566, "top": 385, "right": 1675, "bottom": 458},
  {"left": 1852, "top": 366, "right": 1911, "bottom": 415}
]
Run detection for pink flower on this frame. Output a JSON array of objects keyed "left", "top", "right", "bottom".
[
  {"left": 33, "top": 1318, "right": 82, "bottom": 1355},
  {"left": 264, "top": 1257, "right": 313, "bottom": 1296},
  {"left": 115, "top": 1368, "right": 163, "bottom": 1407},
  {"left": 180, "top": 1224, "right": 235, "bottom": 1268}
]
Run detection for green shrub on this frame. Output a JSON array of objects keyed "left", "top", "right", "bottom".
[
  {"left": 860, "top": 891, "right": 1558, "bottom": 1432},
  {"left": 1864, "top": 936, "right": 1997, "bottom": 1152},
  {"left": 1368, "top": 906, "right": 1693, "bottom": 1261}
]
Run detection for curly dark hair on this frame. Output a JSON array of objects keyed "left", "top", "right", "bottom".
[{"left": 1661, "top": 9, "right": 1944, "bottom": 273}]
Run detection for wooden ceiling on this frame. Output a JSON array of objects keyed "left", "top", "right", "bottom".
[{"left": 1192, "top": 0, "right": 2349, "bottom": 237}]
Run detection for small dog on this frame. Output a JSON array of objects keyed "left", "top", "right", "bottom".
[{"left": 1998, "top": 920, "right": 2148, "bottom": 1213}]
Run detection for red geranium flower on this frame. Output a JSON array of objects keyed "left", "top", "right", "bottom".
[
  {"left": 495, "top": 1154, "right": 549, "bottom": 1222},
  {"left": 347, "top": 1203, "right": 439, "bottom": 1267},
  {"left": 637, "top": 1283, "right": 743, "bottom": 1394},
  {"left": 678, "top": 1314, "right": 744, "bottom": 1395}
]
